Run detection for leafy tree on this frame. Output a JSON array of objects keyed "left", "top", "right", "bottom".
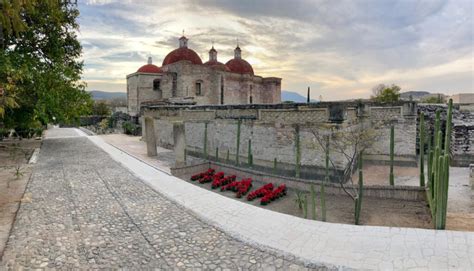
[
  {"left": 93, "top": 101, "right": 111, "bottom": 116},
  {"left": 1, "top": 0, "right": 92, "bottom": 128},
  {"left": 371, "top": 84, "right": 401, "bottom": 103}
]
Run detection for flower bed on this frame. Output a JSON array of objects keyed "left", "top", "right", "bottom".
[
  {"left": 190, "top": 168, "right": 287, "bottom": 204},
  {"left": 260, "top": 184, "right": 287, "bottom": 205}
]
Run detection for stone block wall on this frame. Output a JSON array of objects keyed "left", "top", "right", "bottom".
[{"left": 145, "top": 101, "right": 418, "bottom": 180}]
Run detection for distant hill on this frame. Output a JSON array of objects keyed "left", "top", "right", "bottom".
[
  {"left": 281, "top": 91, "right": 317, "bottom": 102},
  {"left": 88, "top": 90, "right": 126, "bottom": 100}
]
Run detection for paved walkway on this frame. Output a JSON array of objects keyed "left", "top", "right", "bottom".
[{"left": 1, "top": 129, "right": 317, "bottom": 270}]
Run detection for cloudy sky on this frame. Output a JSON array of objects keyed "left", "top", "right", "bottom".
[{"left": 78, "top": 0, "right": 473, "bottom": 100}]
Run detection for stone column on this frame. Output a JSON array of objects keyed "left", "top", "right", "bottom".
[
  {"left": 173, "top": 121, "right": 186, "bottom": 167},
  {"left": 145, "top": 117, "right": 157, "bottom": 157}
]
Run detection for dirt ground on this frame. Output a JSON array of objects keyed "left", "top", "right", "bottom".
[
  {"left": 352, "top": 164, "right": 474, "bottom": 231},
  {"left": 181, "top": 174, "right": 433, "bottom": 229},
  {"left": 0, "top": 139, "right": 41, "bottom": 259}
]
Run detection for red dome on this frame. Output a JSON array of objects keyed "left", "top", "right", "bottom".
[
  {"left": 204, "top": 60, "right": 231, "bottom": 72},
  {"left": 225, "top": 58, "right": 254, "bottom": 75},
  {"left": 137, "top": 64, "right": 162, "bottom": 73},
  {"left": 162, "top": 47, "right": 203, "bottom": 66}
]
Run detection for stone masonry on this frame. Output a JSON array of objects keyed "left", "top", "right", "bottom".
[{"left": 1, "top": 130, "right": 322, "bottom": 270}]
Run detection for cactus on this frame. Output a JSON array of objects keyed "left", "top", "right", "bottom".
[
  {"left": 355, "top": 151, "right": 364, "bottom": 225},
  {"left": 321, "top": 135, "right": 330, "bottom": 222},
  {"left": 248, "top": 139, "right": 253, "bottom": 166},
  {"left": 236, "top": 119, "right": 241, "bottom": 165},
  {"left": 310, "top": 184, "right": 317, "bottom": 220},
  {"left": 427, "top": 132, "right": 432, "bottom": 186},
  {"left": 215, "top": 147, "right": 219, "bottom": 162},
  {"left": 320, "top": 183, "right": 326, "bottom": 222},
  {"left": 389, "top": 125, "right": 395, "bottom": 186},
  {"left": 302, "top": 195, "right": 308, "bottom": 219},
  {"left": 427, "top": 99, "right": 453, "bottom": 230},
  {"left": 295, "top": 125, "right": 301, "bottom": 178},
  {"left": 203, "top": 122, "right": 208, "bottom": 159},
  {"left": 419, "top": 112, "right": 425, "bottom": 187},
  {"left": 226, "top": 149, "right": 230, "bottom": 163}
]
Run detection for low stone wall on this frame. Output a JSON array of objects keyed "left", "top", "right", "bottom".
[{"left": 171, "top": 161, "right": 426, "bottom": 201}]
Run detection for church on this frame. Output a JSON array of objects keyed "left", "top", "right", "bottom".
[{"left": 126, "top": 35, "right": 282, "bottom": 117}]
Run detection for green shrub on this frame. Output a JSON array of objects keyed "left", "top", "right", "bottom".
[{"left": 122, "top": 121, "right": 141, "bottom": 136}]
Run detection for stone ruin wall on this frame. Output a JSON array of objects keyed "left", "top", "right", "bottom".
[
  {"left": 143, "top": 102, "right": 417, "bottom": 179},
  {"left": 418, "top": 104, "right": 474, "bottom": 166}
]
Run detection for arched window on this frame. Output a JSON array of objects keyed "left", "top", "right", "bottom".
[{"left": 195, "top": 80, "right": 203, "bottom": 96}]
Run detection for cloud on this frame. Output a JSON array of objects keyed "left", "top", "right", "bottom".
[{"left": 78, "top": 0, "right": 473, "bottom": 99}]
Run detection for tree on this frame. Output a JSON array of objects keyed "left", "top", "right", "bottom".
[
  {"left": 311, "top": 120, "right": 381, "bottom": 224},
  {"left": 371, "top": 84, "right": 401, "bottom": 103},
  {"left": 92, "top": 101, "right": 111, "bottom": 116},
  {"left": 1, "top": 1, "right": 92, "bottom": 128}
]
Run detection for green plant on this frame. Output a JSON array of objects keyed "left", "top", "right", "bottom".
[
  {"left": 389, "top": 125, "right": 395, "bottom": 186},
  {"left": 310, "top": 184, "right": 317, "bottom": 220},
  {"left": 294, "top": 191, "right": 306, "bottom": 210},
  {"left": 320, "top": 183, "right": 326, "bottom": 222},
  {"left": 215, "top": 147, "right": 219, "bottom": 161},
  {"left": 226, "top": 149, "right": 230, "bottom": 163},
  {"left": 302, "top": 195, "right": 308, "bottom": 219},
  {"left": 419, "top": 112, "right": 425, "bottom": 187},
  {"left": 295, "top": 125, "right": 301, "bottom": 178},
  {"left": 247, "top": 139, "right": 253, "bottom": 166},
  {"left": 122, "top": 121, "right": 141, "bottom": 136},
  {"left": 426, "top": 99, "right": 453, "bottom": 230},
  {"left": 355, "top": 151, "right": 364, "bottom": 225},
  {"left": 321, "top": 135, "right": 330, "bottom": 221},
  {"left": 236, "top": 120, "right": 241, "bottom": 165},
  {"left": 203, "top": 122, "right": 208, "bottom": 159},
  {"left": 99, "top": 118, "right": 109, "bottom": 131},
  {"left": 371, "top": 84, "right": 401, "bottom": 103}
]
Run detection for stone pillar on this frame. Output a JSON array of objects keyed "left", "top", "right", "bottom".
[
  {"left": 173, "top": 121, "right": 186, "bottom": 167},
  {"left": 145, "top": 117, "right": 157, "bottom": 157}
]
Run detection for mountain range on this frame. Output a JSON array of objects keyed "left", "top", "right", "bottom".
[{"left": 88, "top": 90, "right": 313, "bottom": 103}]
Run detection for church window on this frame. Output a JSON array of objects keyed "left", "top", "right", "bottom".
[
  {"left": 153, "top": 79, "right": 161, "bottom": 91},
  {"left": 171, "top": 73, "right": 177, "bottom": 97},
  {"left": 220, "top": 76, "right": 224, "bottom": 104},
  {"left": 195, "top": 80, "right": 203, "bottom": 96}
]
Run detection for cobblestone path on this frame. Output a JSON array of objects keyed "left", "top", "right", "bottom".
[{"left": 1, "top": 135, "right": 322, "bottom": 270}]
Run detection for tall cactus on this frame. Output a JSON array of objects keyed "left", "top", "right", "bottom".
[
  {"left": 226, "top": 149, "right": 230, "bottom": 163},
  {"left": 236, "top": 119, "right": 241, "bottom": 165},
  {"left": 215, "top": 147, "right": 219, "bottom": 162},
  {"left": 419, "top": 112, "right": 425, "bottom": 187},
  {"left": 248, "top": 139, "right": 253, "bottom": 166},
  {"left": 355, "top": 151, "right": 364, "bottom": 225},
  {"left": 295, "top": 125, "right": 301, "bottom": 178},
  {"left": 321, "top": 135, "right": 330, "bottom": 222},
  {"left": 389, "top": 125, "right": 395, "bottom": 186},
  {"left": 203, "top": 122, "right": 208, "bottom": 159},
  {"left": 310, "top": 184, "right": 317, "bottom": 220},
  {"left": 428, "top": 99, "right": 453, "bottom": 230},
  {"left": 302, "top": 195, "right": 308, "bottom": 219}
]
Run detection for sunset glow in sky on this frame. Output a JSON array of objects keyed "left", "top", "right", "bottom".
[{"left": 78, "top": 0, "right": 473, "bottom": 100}]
